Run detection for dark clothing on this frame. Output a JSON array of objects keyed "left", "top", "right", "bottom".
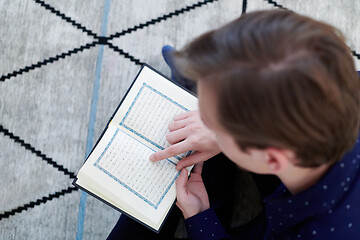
[{"left": 185, "top": 135, "right": 360, "bottom": 239}]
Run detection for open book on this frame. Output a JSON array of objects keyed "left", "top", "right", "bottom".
[{"left": 73, "top": 64, "right": 198, "bottom": 232}]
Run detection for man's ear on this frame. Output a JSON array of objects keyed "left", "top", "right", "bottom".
[{"left": 263, "top": 148, "right": 291, "bottom": 173}]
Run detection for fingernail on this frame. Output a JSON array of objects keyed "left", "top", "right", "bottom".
[{"left": 149, "top": 154, "right": 155, "bottom": 161}]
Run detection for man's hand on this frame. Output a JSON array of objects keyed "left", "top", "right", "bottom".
[
  {"left": 176, "top": 162, "right": 210, "bottom": 219},
  {"left": 150, "top": 110, "right": 221, "bottom": 170}
]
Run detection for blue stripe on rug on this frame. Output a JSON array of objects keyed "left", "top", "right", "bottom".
[{"left": 76, "top": 0, "right": 111, "bottom": 239}]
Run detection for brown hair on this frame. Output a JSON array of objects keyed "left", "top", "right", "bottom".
[{"left": 173, "top": 10, "right": 360, "bottom": 167}]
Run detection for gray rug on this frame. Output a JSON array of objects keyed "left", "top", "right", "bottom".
[{"left": 1, "top": 0, "right": 359, "bottom": 239}]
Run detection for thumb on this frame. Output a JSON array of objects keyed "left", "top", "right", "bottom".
[
  {"left": 176, "top": 152, "right": 206, "bottom": 170},
  {"left": 176, "top": 169, "right": 188, "bottom": 199}
]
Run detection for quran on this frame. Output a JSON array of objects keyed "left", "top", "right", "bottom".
[{"left": 73, "top": 64, "right": 198, "bottom": 232}]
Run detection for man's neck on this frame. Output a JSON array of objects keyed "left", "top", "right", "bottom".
[{"left": 279, "top": 162, "right": 332, "bottom": 195}]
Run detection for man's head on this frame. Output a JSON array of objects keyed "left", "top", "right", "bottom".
[{"left": 173, "top": 10, "right": 360, "bottom": 170}]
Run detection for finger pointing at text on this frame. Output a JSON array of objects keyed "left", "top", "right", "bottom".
[{"left": 149, "top": 111, "right": 221, "bottom": 170}]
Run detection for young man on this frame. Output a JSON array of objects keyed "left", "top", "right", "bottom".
[
  {"left": 150, "top": 9, "right": 360, "bottom": 239},
  {"left": 108, "top": 9, "right": 360, "bottom": 239}
]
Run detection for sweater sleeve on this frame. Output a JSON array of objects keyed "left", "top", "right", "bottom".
[{"left": 184, "top": 208, "right": 231, "bottom": 240}]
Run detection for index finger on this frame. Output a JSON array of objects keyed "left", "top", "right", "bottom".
[{"left": 149, "top": 140, "right": 192, "bottom": 162}]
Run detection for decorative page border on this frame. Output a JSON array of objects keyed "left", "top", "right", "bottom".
[
  {"left": 93, "top": 128, "right": 179, "bottom": 209},
  {"left": 120, "top": 82, "right": 190, "bottom": 160}
]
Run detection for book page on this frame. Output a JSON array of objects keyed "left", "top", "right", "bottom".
[
  {"left": 111, "top": 66, "right": 198, "bottom": 161},
  {"left": 77, "top": 125, "right": 179, "bottom": 226},
  {"left": 119, "top": 83, "right": 189, "bottom": 159},
  {"left": 93, "top": 127, "right": 179, "bottom": 209}
]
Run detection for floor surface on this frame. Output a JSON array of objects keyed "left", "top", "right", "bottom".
[{"left": 1, "top": 0, "right": 359, "bottom": 239}]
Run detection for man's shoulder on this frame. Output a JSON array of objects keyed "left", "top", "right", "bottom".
[{"left": 303, "top": 172, "right": 360, "bottom": 238}]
